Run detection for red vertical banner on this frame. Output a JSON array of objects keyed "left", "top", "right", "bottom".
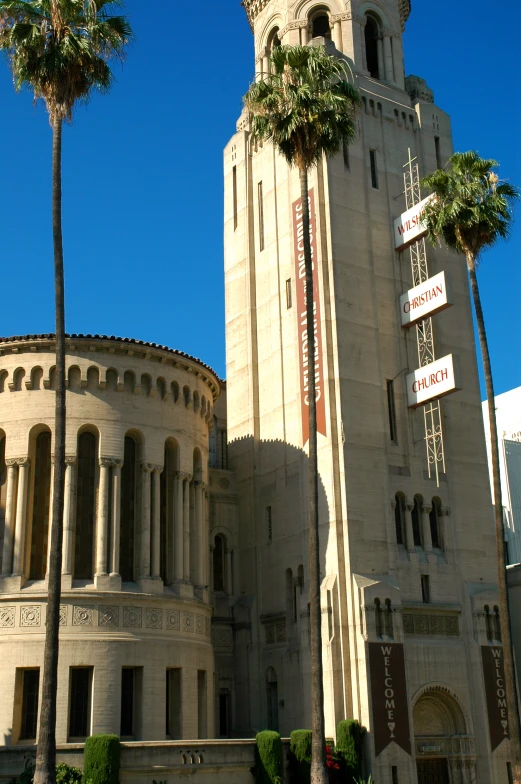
[
  {"left": 368, "top": 643, "right": 412, "bottom": 757},
  {"left": 292, "top": 188, "right": 327, "bottom": 446}
]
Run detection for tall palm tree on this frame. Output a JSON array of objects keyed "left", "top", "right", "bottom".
[
  {"left": 0, "top": 2, "right": 132, "bottom": 781},
  {"left": 244, "top": 45, "right": 360, "bottom": 784},
  {"left": 422, "top": 151, "right": 520, "bottom": 779}
]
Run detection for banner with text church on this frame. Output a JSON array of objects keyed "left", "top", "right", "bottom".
[{"left": 368, "top": 642, "right": 412, "bottom": 756}]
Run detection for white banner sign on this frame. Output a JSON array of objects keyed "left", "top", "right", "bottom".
[
  {"left": 400, "top": 271, "right": 453, "bottom": 328},
  {"left": 394, "top": 194, "right": 434, "bottom": 251},
  {"left": 407, "top": 354, "right": 462, "bottom": 408}
]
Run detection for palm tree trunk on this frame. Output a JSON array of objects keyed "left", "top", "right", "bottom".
[
  {"left": 299, "top": 167, "right": 328, "bottom": 784},
  {"left": 468, "top": 253, "right": 521, "bottom": 780},
  {"left": 34, "top": 115, "right": 66, "bottom": 784}
]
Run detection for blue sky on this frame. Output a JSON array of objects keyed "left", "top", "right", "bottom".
[{"left": 0, "top": 0, "right": 519, "bottom": 396}]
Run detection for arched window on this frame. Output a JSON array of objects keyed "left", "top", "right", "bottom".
[
  {"left": 160, "top": 440, "right": 178, "bottom": 584},
  {"left": 74, "top": 431, "right": 97, "bottom": 580},
  {"left": 484, "top": 605, "right": 493, "bottom": 643},
  {"left": 364, "top": 15, "right": 380, "bottom": 79},
  {"left": 266, "top": 667, "right": 279, "bottom": 731},
  {"left": 394, "top": 493, "right": 406, "bottom": 546},
  {"left": 311, "top": 12, "right": 331, "bottom": 40},
  {"left": 120, "top": 435, "right": 138, "bottom": 582},
  {"left": 183, "top": 386, "right": 191, "bottom": 408},
  {"left": 124, "top": 370, "right": 135, "bottom": 393},
  {"left": 31, "top": 367, "right": 43, "bottom": 390},
  {"left": 68, "top": 366, "right": 81, "bottom": 390},
  {"left": 374, "top": 598, "right": 383, "bottom": 637},
  {"left": 267, "top": 26, "right": 281, "bottom": 52},
  {"left": 385, "top": 599, "right": 394, "bottom": 638},
  {"left": 29, "top": 431, "right": 52, "bottom": 580},
  {"left": 213, "top": 535, "right": 225, "bottom": 592},
  {"left": 411, "top": 495, "right": 423, "bottom": 547},
  {"left": 430, "top": 497, "right": 442, "bottom": 549},
  {"left": 493, "top": 606, "right": 501, "bottom": 642}
]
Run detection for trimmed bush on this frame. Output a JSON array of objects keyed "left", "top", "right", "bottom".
[
  {"left": 11, "top": 763, "right": 82, "bottom": 784},
  {"left": 289, "top": 729, "right": 312, "bottom": 784},
  {"left": 254, "top": 730, "right": 283, "bottom": 784},
  {"left": 336, "top": 720, "right": 366, "bottom": 783},
  {"left": 84, "top": 734, "right": 120, "bottom": 784}
]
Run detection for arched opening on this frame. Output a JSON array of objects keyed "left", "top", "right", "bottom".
[
  {"left": 124, "top": 370, "right": 135, "bottom": 393},
  {"left": 29, "top": 430, "right": 52, "bottom": 580},
  {"left": 413, "top": 688, "right": 469, "bottom": 783},
  {"left": 430, "top": 497, "right": 442, "bottom": 549},
  {"left": 364, "top": 15, "right": 380, "bottom": 78},
  {"left": 311, "top": 11, "right": 331, "bottom": 40},
  {"left": 86, "top": 366, "right": 99, "bottom": 391},
  {"left": 394, "top": 493, "right": 406, "bottom": 546},
  {"left": 374, "top": 598, "right": 383, "bottom": 637},
  {"left": 384, "top": 599, "right": 393, "bottom": 638},
  {"left": 120, "top": 434, "right": 139, "bottom": 582},
  {"left": 213, "top": 534, "right": 225, "bottom": 592},
  {"left": 13, "top": 368, "right": 25, "bottom": 392},
  {"left": 106, "top": 368, "right": 118, "bottom": 391},
  {"left": 74, "top": 431, "right": 98, "bottom": 580},
  {"left": 267, "top": 26, "right": 281, "bottom": 52},
  {"left": 68, "top": 366, "right": 81, "bottom": 391},
  {"left": 160, "top": 439, "right": 179, "bottom": 584},
  {"left": 266, "top": 667, "right": 279, "bottom": 731},
  {"left": 31, "top": 367, "right": 43, "bottom": 390},
  {"left": 412, "top": 495, "right": 423, "bottom": 547},
  {"left": 183, "top": 386, "right": 191, "bottom": 408}
]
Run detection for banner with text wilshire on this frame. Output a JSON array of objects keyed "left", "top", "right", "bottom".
[
  {"left": 406, "top": 354, "right": 462, "bottom": 408},
  {"left": 368, "top": 642, "right": 411, "bottom": 756},
  {"left": 292, "top": 189, "right": 326, "bottom": 445},
  {"left": 394, "top": 194, "right": 434, "bottom": 251}
]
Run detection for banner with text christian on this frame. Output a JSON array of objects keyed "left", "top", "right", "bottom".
[
  {"left": 368, "top": 642, "right": 412, "bottom": 756},
  {"left": 400, "top": 271, "right": 454, "bottom": 328},
  {"left": 481, "top": 646, "right": 510, "bottom": 751},
  {"left": 292, "top": 189, "right": 327, "bottom": 445}
]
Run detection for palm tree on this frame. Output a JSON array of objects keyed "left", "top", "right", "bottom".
[
  {"left": 244, "top": 45, "right": 360, "bottom": 784},
  {"left": 0, "top": 2, "right": 132, "bottom": 781},
  {"left": 421, "top": 151, "right": 520, "bottom": 778}
]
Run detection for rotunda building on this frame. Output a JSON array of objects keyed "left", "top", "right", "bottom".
[{"left": 0, "top": 334, "right": 220, "bottom": 745}]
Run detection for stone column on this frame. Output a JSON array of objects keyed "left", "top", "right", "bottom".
[
  {"left": 46, "top": 458, "right": 55, "bottom": 578},
  {"left": 300, "top": 23, "right": 309, "bottom": 45},
  {"left": 391, "top": 34, "right": 405, "bottom": 89},
  {"left": 332, "top": 20, "right": 343, "bottom": 51},
  {"left": 110, "top": 460, "right": 123, "bottom": 580},
  {"left": 95, "top": 458, "right": 111, "bottom": 582},
  {"left": 61, "top": 457, "right": 77, "bottom": 586},
  {"left": 174, "top": 473, "right": 185, "bottom": 582},
  {"left": 405, "top": 503, "right": 417, "bottom": 560},
  {"left": 12, "top": 458, "right": 29, "bottom": 577},
  {"left": 1, "top": 461, "right": 17, "bottom": 576},
  {"left": 183, "top": 476, "right": 191, "bottom": 582},
  {"left": 140, "top": 464, "right": 153, "bottom": 579},
  {"left": 376, "top": 37, "right": 384, "bottom": 81},
  {"left": 194, "top": 481, "right": 204, "bottom": 586},
  {"left": 422, "top": 505, "right": 434, "bottom": 557},
  {"left": 226, "top": 549, "right": 233, "bottom": 596},
  {"left": 151, "top": 465, "right": 163, "bottom": 581},
  {"left": 383, "top": 33, "right": 395, "bottom": 84},
  {"left": 357, "top": 16, "right": 368, "bottom": 73},
  {"left": 255, "top": 54, "right": 263, "bottom": 82}
]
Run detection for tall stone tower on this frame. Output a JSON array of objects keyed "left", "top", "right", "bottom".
[{"left": 223, "top": 1, "right": 512, "bottom": 781}]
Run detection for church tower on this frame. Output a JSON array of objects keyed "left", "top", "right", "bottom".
[{"left": 223, "top": 1, "right": 512, "bottom": 781}]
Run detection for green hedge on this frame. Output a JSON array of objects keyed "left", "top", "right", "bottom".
[
  {"left": 289, "top": 729, "right": 312, "bottom": 784},
  {"left": 11, "top": 763, "right": 83, "bottom": 784},
  {"left": 254, "top": 731, "right": 283, "bottom": 784},
  {"left": 336, "top": 720, "right": 366, "bottom": 783},
  {"left": 83, "top": 734, "right": 120, "bottom": 784}
]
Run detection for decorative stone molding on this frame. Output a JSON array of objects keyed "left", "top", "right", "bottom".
[
  {"left": 403, "top": 611, "right": 459, "bottom": 636},
  {"left": 0, "top": 607, "right": 15, "bottom": 627},
  {"left": 123, "top": 606, "right": 142, "bottom": 627},
  {"left": 59, "top": 605, "right": 67, "bottom": 625},
  {"left": 146, "top": 608, "right": 163, "bottom": 629},
  {"left": 166, "top": 610, "right": 180, "bottom": 630},
  {"left": 182, "top": 611, "right": 194, "bottom": 633},
  {"left": 73, "top": 606, "right": 94, "bottom": 626},
  {"left": 20, "top": 606, "right": 41, "bottom": 627},
  {"left": 196, "top": 614, "right": 204, "bottom": 634},
  {"left": 99, "top": 605, "right": 119, "bottom": 627}
]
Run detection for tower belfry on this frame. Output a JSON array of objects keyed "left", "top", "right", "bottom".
[{"left": 223, "top": 1, "right": 511, "bottom": 781}]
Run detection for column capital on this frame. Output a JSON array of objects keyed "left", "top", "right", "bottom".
[
  {"left": 99, "top": 457, "right": 123, "bottom": 468},
  {"left": 15, "top": 457, "right": 30, "bottom": 467},
  {"left": 406, "top": 502, "right": 414, "bottom": 512},
  {"left": 65, "top": 455, "right": 77, "bottom": 466},
  {"left": 141, "top": 462, "right": 154, "bottom": 474},
  {"left": 151, "top": 464, "right": 164, "bottom": 475},
  {"left": 195, "top": 480, "right": 207, "bottom": 491},
  {"left": 177, "top": 471, "right": 192, "bottom": 482},
  {"left": 5, "top": 458, "right": 18, "bottom": 467},
  {"left": 422, "top": 505, "right": 432, "bottom": 515}
]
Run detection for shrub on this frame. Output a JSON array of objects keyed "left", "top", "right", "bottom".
[
  {"left": 11, "top": 763, "right": 82, "bottom": 784},
  {"left": 289, "top": 730, "right": 312, "bottom": 784},
  {"left": 336, "top": 720, "right": 366, "bottom": 783},
  {"left": 83, "top": 734, "right": 120, "bottom": 784},
  {"left": 254, "top": 731, "right": 283, "bottom": 784}
]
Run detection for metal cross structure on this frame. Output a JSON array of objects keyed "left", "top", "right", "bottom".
[{"left": 403, "top": 149, "right": 446, "bottom": 485}]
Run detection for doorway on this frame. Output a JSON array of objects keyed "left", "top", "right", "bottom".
[
  {"left": 417, "top": 758, "right": 450, "bottom": 784},
  {"left": 266, "top": 667, "right": 279, "bottom": 731}
]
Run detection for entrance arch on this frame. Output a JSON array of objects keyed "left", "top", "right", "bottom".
[{"left": 413, "top": 685, "right": 476, "bottom": 783}]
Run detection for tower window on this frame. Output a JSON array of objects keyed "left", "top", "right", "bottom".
[
  {"left": 421, "top": 575, "right": 430, "bottom": 604},
  {"left": 394, "top": 493, "right": 406, "bottom": 546},
  {"left": 267, "top": 506, "right": 273, "bottom": 543},
  {"left": 213, "top": 535, "right": 225, "bottom": 593},
  {"left": 68, "top": 667, "right": 93, "bottom": 739},
  {"left": 258, "top": 181, "right": 265, "bottom": 252},
  {"left": 286, "top": 279, "right": 292, "bottom": 309},
  {"left": 385, "top": 599, "right": 394, "bottom": 638},
  {"left": 370, "top": 150, "right": 379, "bottom": 189},
  {"left": 412, "top": 496, "right": 423, "bottom": 546},
  {"left": 267, "top": 27, "right": 281, "bottom": 52},
  {"left": 386, "top": 380, "right": 397, "bottom": 443},
  {"left": 233, "top": 166, "right": 238, "bottom": 231},
  {"left": 343, "top": 141, "right": 350, "bottom": 170},
  {"left": 430, "top": 497, "right": 442, "bottom": 549},
  {"left": 364, "top": 15, "right": 380, "bottom": 79},
  {"left": 166, "top": 669, "right": 182, "bottom": 739},
  {"left": 435, "top": 136, "right": 442, "bottom": 169},
  {"left": 20, "top": 669, "right": 40, "bottom": 741},
  {"left": 312, "top": 14, "right": 331, "bottom": 40}
]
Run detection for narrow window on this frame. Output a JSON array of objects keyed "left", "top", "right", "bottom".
[
  {"left": 258, "top": 181, "right": 265, "bottom": 252},
  {"left": 394, "top": 494, "right": 406, "bottom": 546},
  {"left": 197, "top": 671, "right": 207, "bottom": 739},
  {"left": 434, "top": 136, "right": 442, "bottom": 169},
  {"left": 392, "top": 767, "right": 399, "bottom": 784},
  {"left": 507, "top": 762, "right": 514, "bottom": 784},
  {"left": 233, "top": 166, "right": 238, "bottom": 231},
  {"left": 364, "top": 16, "right": 379, "bottom": 78},
  {"left": 485, "top": 605, "right": 493, "bottom": 643},
  {"left": 74, "top": 432, "right": 97, "bottom": 580},
  {"left": 386, "top": 381, "right": 397, "bottom": 443},
  {"left": 286, "top": 279, "right": 293, "bottom": 309},
  {"left": 493, "top": 606, "right": 501, "bottom": 642},
  {"left": 121, "top": 668, "right": 135, "bottom": 737},
  {"left": 29, "top": 431, "right": 52, "bottom": 580},
  {"left": 421, "top": 575, "right": 430, "bottom": 604},
  {"left": 374, "top": 598, "right": 383, "bottom": 637},
  {"left": 267, "top": 506, "right": 273, "bottom": 543},
  {"left": 412, "top": 496, "right": 423, "bottom": 547},
  {"left": 219, "top": 689, "right": 231, "bottom": 737},
  {"left": 342, "top": 141, "right": 350, "bottom": 170},
  {"left": 69, "top": 667, "right": 93, "bottom": 739},
  {"left": 384, "top": 599, "right": 394, "bottom": 638},
  {"left": 120, "top": 436, "right": 137, "bottom": 582},
  {"left": 219, "top": 430, "right": 228, "bottom": 470},
  {"left": 430, "top": 498, "right": 442, "bottom": 549},
  {"left": 20, "top": 669, "right": 40, "bottom": 741},
  {"left": 166, "top": 669, "right": 182, "bottom": 739},
  {"left": 286, "top": 568, "right": 293, "bottom": 627},
  {"left": 213, "top": 535, "right": 225, "bottom": 592},
  {"left": 370, "top": 150, "right": 379, "bottom": 189}
]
